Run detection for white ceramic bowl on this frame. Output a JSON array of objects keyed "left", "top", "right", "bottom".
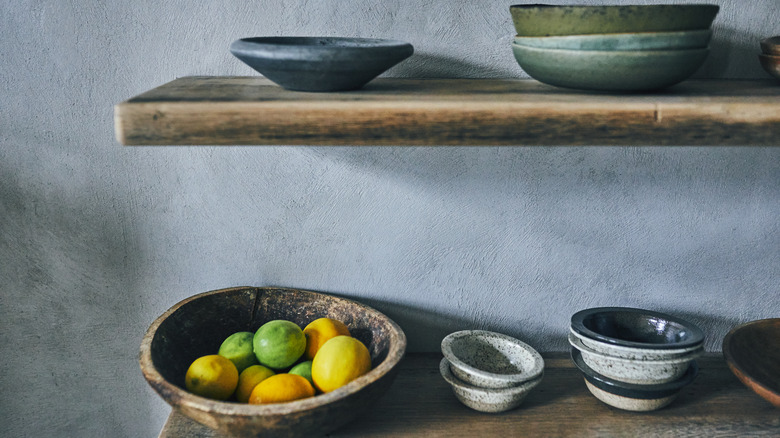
[
  {"left": 440, "top": 358, "right": 542, "bottom": 413},
  {"left": 514, "top": 29, "right": 712, "bottom": 51},
  {"left": 569, "top": 327, "right": 703, "bottom": 360},
  {"left": 441, "top": 330, "right": 544, "bottom": 389},
  {"left": 569, "top": 334, "right": 701, "bottom": 385}
]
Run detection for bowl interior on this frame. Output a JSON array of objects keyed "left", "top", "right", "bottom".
[
  {"left": 444, "top": 331, "right": 542, "bottom": 378},
  {"left": 237, "top": 36, "right": 412, "bottom": 50},
  {"left": 722, "top": 318, "right": 780, "bottom": 406},
  {"left": 571, "top": 307, "right": 704, "bottom": 349}
]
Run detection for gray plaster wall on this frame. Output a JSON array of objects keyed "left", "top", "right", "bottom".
[{"left": 1, "top": 0, "right": 779, "bottom": 436}]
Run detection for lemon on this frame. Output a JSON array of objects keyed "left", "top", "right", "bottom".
[
  {"left": 311, "top": 335, "right": 371, "bottom": 393},
  {"left": 218, "top": 331, "right": 259, "bottom": 373},
  {"left": 303, "top": 317, "right": 351, "bottom": 360},
  {"left": 235, "top": 364, "right": 275, "bottom": 403},
  {"left": 288, "top": 360, "right": 313, "bottom": 386},
  {"left": 253, "top": 320, "right": 307, "bottom": 370},
  {"left": 184, "top": 355, "right": 239, "bottom": 401},
  {"left": 248, "top": 373, "right": 315, "bottom": 404}
]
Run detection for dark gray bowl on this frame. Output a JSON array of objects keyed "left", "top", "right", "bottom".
[
  {"left": 571, "top": 307, "right": 704, "bottom": 350},
  {"left": 230, "top": 37, "right": 414, "bottom": 92}
]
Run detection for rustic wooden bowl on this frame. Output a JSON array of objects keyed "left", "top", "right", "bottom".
[
  {"left": 139, "top": 286, "right": 406, "bottom": 437},
  {"left": 722, "top": 318, "right": 780, "bottom": 408}
]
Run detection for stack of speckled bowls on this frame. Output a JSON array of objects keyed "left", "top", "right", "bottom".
[
  {"left": 439, "top": 330, "right": 544, "bottom": 413},
  {"left": 509, "top": 4, "right": 719, "bottom": 91},
  {"left": 569, "top": 307, "right": 704, "bottom": 411}
]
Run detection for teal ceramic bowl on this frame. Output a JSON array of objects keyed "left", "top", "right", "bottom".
[
  {"left": 511, "top": 44, "right": 709, "bottom": 91},
  {"left": 510, "top": 4, "right": 719, "bottom": 37},
  {"left": 514, "top": 29, "right": 712, "bottom": 51}
]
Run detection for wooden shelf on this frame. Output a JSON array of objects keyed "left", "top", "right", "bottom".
[
  {"left": 115, "top": 77, "right": 780, "bottom": 146},
  {"left": 158, "top": 353, "right": 779, "bottom": 437}
]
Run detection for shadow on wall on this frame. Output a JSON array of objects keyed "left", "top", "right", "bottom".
[
  {"left": 386, "top": 51, "right": 520, "bottom": 79},
  {"left": 701, "top": 26, "right": 769, "bottom": 79}
]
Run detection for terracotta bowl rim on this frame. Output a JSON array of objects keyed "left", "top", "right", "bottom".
[{"left": 139, "top": 286, "right": 407, "bottom": 417}]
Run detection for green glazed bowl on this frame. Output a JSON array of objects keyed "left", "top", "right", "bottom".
[
  {"left": 510, "top": 4, "right": 719, "bottom": 37},
  {"left": 511, "top": 44, "right": 709, "bottom": 91},
  {"left": 514, "top": 29, "right": 712, "bottom": 51}
]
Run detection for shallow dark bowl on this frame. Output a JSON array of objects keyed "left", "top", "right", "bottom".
[
  {"left": 572, "top": 348, "right": 698, "bottom": 411},
  {"left": 230, "top": 37, "right": 414, "bottom": 92},
  {"left": 760, "top": 36, "right": 780, "bottom": 56},
  {"left": 139, "top": 286, "right": 406, "bottom": 438},
  {"left": 509, "top": 4, "right": 719, "bottom": 37},
  {"left": 722, "top": 318, "right": 780, "bottom": 407},
  {"left": 571, "top": 307, "right": 704, "bottom": 350}
]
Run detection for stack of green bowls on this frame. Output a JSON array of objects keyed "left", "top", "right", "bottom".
[{"left": 509, "top": 4, "right": 720, "bottom": 91}]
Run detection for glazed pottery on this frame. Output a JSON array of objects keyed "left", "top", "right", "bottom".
[
  {"left": 569, "top": 327, "right": 703, "bottom": 361},
  {"left": 510, "top": 4, "right": 719, "bottom": 37},
  {"left": 511, "top": 44, "right": 709, "bottom": 91},
  {"left": 572, "top": 349, "right": 698, "bottom": 412},
  {"left": 570, "top": 307, "right": 705, "bottom": 350},
  {"left": 139, "top": 286, "right": 406, "bottom": 438},
  {"left": 230, "top": 37, "right": 414, "bottom": 91},
  {"left": 513, "top": 29, "right": 712, "bottom": 51},
  {"left": 759, "top": 54, "right": 780, "bottom": 81},
  {"left": 441, "top": 330, "right": 544, "bottom": 389},
  {"left": 569, "top": 334, "right": 701, "bottom": 385},
  {"left": 760, "top": 36, "right": 780, "bottom": 56},
  {"left": 439, "top": 358, "right": 542, "bottom": 413},
  {"left": 722, "top": 318, "right": 780, "bottom": 407}
]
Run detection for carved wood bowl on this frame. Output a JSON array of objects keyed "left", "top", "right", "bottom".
[
  {"left": 139, "top": 286, "right": 406, "bottom": 437},
  {"left": 722, "top": 318, "right": 780, "bottom": 408}
]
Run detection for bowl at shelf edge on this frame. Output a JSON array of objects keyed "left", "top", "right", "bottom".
[
  {"left": 139, "top": 286, "right": 407, "bottom": 438},
  {"left": 722, "top": 318, "right": 780, "bottom": 408}
]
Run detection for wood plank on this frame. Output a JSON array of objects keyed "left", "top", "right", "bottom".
[
  {"left": 158, "top": 353, "right": 780, "bottom": 438},
  {"left": 115, "top": 77, "right": 780, "bottom": 146}
]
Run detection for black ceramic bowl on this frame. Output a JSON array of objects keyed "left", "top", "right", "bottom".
[
  {"left": 230, "top": 36, "right": 414, "bottom": 92},
  {"left": 571, "top": 348, "right": 698, "bottom": 411},
  {"left": 571, "top": 307, "right": 704, "bottom": 350}
]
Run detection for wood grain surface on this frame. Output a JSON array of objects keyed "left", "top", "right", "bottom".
[
  {"left": 158, "top": 353, "right": 780, "bottom": 438},
  {"left": 115, "top": 77, "right": 780, "bottom": 146}
]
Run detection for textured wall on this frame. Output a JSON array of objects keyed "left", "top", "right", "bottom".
[{"left": 1, "top": 0, "right": 779, "bottom": 437}]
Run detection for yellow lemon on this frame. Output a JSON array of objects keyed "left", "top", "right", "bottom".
[
  {"left": 235, "top": 364, "right": 275, "bottom": 403},
  {"left": 303, "top": 317, "right": 350, "bottom": 360},
  {"left": 184, "top": 355, "right": 239, "bottom": 401},
  {"left": 248, "top": 373, "right": 315, "bottom": 404},
  {"left": 311, "top": 336, "right": 371, "bottom": 393}
]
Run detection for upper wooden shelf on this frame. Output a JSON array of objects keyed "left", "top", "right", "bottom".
[{"left": 115, "top": 77, "right": 780, "bottom": 146}]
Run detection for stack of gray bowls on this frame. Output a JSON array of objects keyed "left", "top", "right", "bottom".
[{"left": 569, "top": 307, "right": 704, "bottom": 411}]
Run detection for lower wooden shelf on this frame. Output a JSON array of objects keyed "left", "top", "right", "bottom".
[{"left": 158, "top": 353, "right": 779, "bottom": 437}]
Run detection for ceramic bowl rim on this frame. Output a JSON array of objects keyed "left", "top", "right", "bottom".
[
  {"left": 441, "top": 330, "right": 544, "bottom": 386},
  {"left": 568, "top": 333, "right": 703, "bottom": 365},
  {"left": 721, "top": 318, "right": 780, "bottom": 406},
  {"left": 230, "top": 36, "right": 414, "bottom": 60},
  {"left": 571, "top": 348, "right": 698, "bottom": 399},
  {"left": 439, "top": 357, "right": 543, "bottom": 396},
  {"left": 514, "top": 28, "right": 712, "bottom": 41},
  {"left": 509, "top": 3, "right": 720, "bottom": 11},
  {"left": 570, "top": 307, "right": 705, "bottom": 350},
  {"left": 569, "top": 327, "right": 704, "bottom": 356},
  {"left": 510, "top": 43, "right": 710, "bottom": 57},
  {"left": 139, "top": 286, "right": 407, "bottom": 417}
]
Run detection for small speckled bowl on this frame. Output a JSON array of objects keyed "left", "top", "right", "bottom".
[
  {"left": 569, "top": 327, "right": 703, "bottom": 361},
  {"left": 441, "top": 330, "right": 544, "bottom": 389},
  {"left": 569, "top": 334, "right": 701, "bottom": 385},
  {"left": 440, "top": 358, "right": 543, "bottom": 413},
  {"left": 572, "top": 348, "right": 698, "bottom": 412}
]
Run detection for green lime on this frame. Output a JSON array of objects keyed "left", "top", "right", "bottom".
[
  {"left": 218, "top": 331, "right": 260, "bottom": 373},
  {"left": 289, "top": 360, "right": 314, "bottom": 386},
  {"left": 253, "top": 320, "right": 306, "bottom": 370}
]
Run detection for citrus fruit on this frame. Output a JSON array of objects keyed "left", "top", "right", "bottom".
[
  {"left": 288, "top": 360, "right": 313, "bottom": 386},
  {"left": 234, "top": 364, "right": 275, "bottom": 403},
  {"left": 248, "top": 373, "right": 315, "bottom": 404},
  {"left": 311, "top": 335, "right": 371, "bottom": 393},
  {"left": 218, "top": 331, "right": 259, "bottom": 373},
  {"left": 253, "top": 320, "right": 306, "bottom": 370},
  {"left": 303, "top": 317, "right": 351, "bottom": 360},
  {"left": 184, "top": 354, "right": 239, "bottom": 401}
]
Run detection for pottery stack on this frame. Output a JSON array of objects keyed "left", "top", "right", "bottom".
[
  {"left": 569, "top": 307, "right": 704, "bottom": 411},
  {"left": 509, "top": 4, "right": 720, "bottom": 91},
  {"left": 439, "top": 330, "right": 544, "bottom": 413}
]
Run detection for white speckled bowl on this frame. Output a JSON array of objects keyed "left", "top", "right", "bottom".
[
  {"left": 569, "top": 334, "right": 701, "bottom": 385},
  {"left": 569, "top": 327, "right": 703, "bottom": 361},
  {"left": 440, "top": 358, "right": 542, "bottom": 413},
  {"left": 441, "top": 330, "right": 544, "bottom": 389}
]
